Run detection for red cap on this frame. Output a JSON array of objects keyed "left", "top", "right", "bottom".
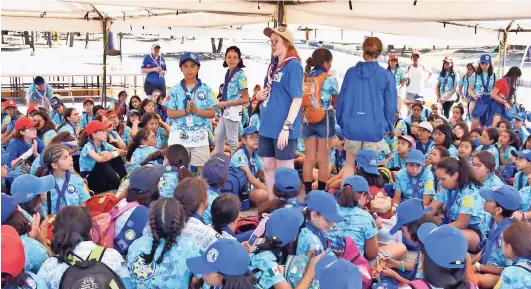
[
  {"left": 412, "top": 51, "right": 421, "bottom": 57},
  {"left": 443, "top": 56, "right": 453, "bottom": 63},
  {"left": 4, "top": 100, "right": 17, "bottom": 109},
  {"left": 83, "top": 97, "right": 94, "bottom": 105},
  {"left": 15, "top": 117, "right": 37, "bottom": 130},
  {"left": 85, "top": 120, "right": 109, "bottom": 135},
  {"left": 389, "top": 54, "right": 398, "bottom": 61},
  {"left": 1, "top": 225, "right": 25, "bottom": 278},
  {"left": 27, "top": 105, "right": 37, "bottom": 114},
  {"left": 104, "top": 110, "right": 117, "bottom": 118}
]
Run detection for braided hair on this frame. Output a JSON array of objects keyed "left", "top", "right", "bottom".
[{"left": 142, "top": 198, "right": 186, "bottom": 264}]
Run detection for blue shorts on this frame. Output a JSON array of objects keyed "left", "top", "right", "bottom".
[
  {"left": 492, "top": 103, "right": 504, "bottom": 116},
  {"left": 257, "top": 135, "right": 297, "bottom": 160},
  {"left": 301, "top": 110, "right": 336, "bottom": 139}
]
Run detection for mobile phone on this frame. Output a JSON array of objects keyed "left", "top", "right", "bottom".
[{"left": 315, "top": 248, "right": 323, "bottom": 255}]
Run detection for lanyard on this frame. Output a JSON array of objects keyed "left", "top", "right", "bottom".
[
  {"left": 88, "top": 139, "right": 106, "bottom": 152},
  {"left": 53, "top": 170, "right": 71, "bottom": 212},
  {"left": 150, "top": 54, "right": 161, "bottom": 67},
  {"left": 242, "top": 146, "right": 257, "bottom": 176},
  {"left": 180, "top": 79, "right": 202, "bottom": 107},
  {"left": 480, "top": 72, "right": 491, "bottom": 93},
  {"left": 67, "top": 122, "right": 77, "bottom": 138},
  {"left": 222, "top": 68, "right": 240, "bottom": 102},
  {"left": 431, "top": 166, "right": 438, "bottom": 192},
  {"left": 465, "top": 75, "right": 470, "bottom": 97},
  {"left": 480, "top": 218, "right": 513, "bottom": 265},
  {"left": 304, "top": 221, "right": 327, "bottom": 249},
  {"left": 444, "top": 187, "right": 460, "bottom": 223},
  {"left": 517, "top": 172, "right": 527, "bottom": 191},
  {"left": 408, "top": 168, "right": 425, "bottom": 199}
]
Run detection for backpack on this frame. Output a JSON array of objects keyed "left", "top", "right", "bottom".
[
  {"left": 221, "top": 167, "right": 251, "bottom": 210},
  {"left": 402, "top": 279, "right": 477, "bottom": 289},
  {"left": 339, "top": 237, "right": 373, "bottom": 289},
  {"left": 235, "top": 216, "right": 259, "bottom": 234},
  {"left": 284, "top": 255, "right": 320, "bottom": 289},
  {"left": 394, "top": 117, "right": 412, "bottom": 136},
  {"left": 59, "top": 246, "right": 126, "bottom": 289},
  {"left": 85, "top": 193, "right": 120, "bottom": 216},
  {"left": 302, "top": 73, "right": 330, "bottom": 124},
  {"left": 499, "top": 163, "right": 516, "bottom": 185}
]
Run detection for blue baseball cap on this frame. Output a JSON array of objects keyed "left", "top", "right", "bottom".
[
  {"left": 406, "top": 149, "right": 425, "bottom": 165},
  {"left": 129, "top": 165, "right": 165, "bottom": 194},
  {"left": 51, "top": 98, "right": 63, "bottom": 110},
  {"left": 480, "top": 185, "right": 522, "bottom": 211},
  {"left": 512, "top": 149, "right": 531, "bottom": 162},
  {"left": 335, "top": 124, "right": 345, "bottom": 140},
  {"left": 389, "top": 198, "right": 433, "bottom": 234},
  {"left": 180, "top": 52, "right": 201, "bottom": 67},
  {"left": 341, "top": 175, "right": 369, "bottom": 194},
  {"left": 1, "top": 194, "right": 18, "bottom": 224},
  {"left": 306, "top": 190, "right": 344, "bottom": 223},
  {"left": 418, "top": 223, "right": 467, "bottom": 269},
  {"left": 315, "top": 256, "right": 362, "bottom": 289},
  {"left": 414, "top": 94, "right": 425, "bottom": 102},
  {"left": 274, "top": 167, "right": 300, "bottom": 195},
  {"left": 128, "top": 109, "right": 139, "bottom": 117},
  {"left": 186, "top": 239, "right": 250, "bottom": 276},
  {"left": 480, "top": 54, "right": 491, "bottom": 64},
  {"left": 10, "top": 174, "right": 55, "bottom": 204},
  {"left": 203, "top": 153, "right": 231, "bottom": 185},
  {"left": 514, "top": 112, "right": 526, "bottom": 121},
  {"left": 242, "top": 125, "right": 258, "bottom": 136},
  {"left": 356, "top": 150, "right": 379, "bottom": 175},
  {"left": 265, "top": 207, "right": 304, "bottom": 246}
]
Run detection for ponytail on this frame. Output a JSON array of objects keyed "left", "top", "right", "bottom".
[{"left": 305, "top": 57, "right": 313, "bottom": 75}]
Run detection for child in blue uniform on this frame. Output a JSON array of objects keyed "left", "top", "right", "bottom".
[
  {"left": 513, "top": 113, "right": 529, "bottom": 143},
  {"left": 126, "top": 128, "right": 160, "bottom": 171},
  {"left": 297, "top": 190, "right": 344, "bottom": 256},
  {"left": 139, "top": 112, "right": 170, "bottom": 150},
  {"left": 473, "top": 151, "right": 504, "bottom": 190},
  {"left": 388, "top": 135, "right": 415, "bottom": 172},
  {"left": 513, "top": 150, "right": 531, "bottom": 191},
  {"left": 209, "top": 194, "right": 240, "bottom": 239},
  {"left": 428, "top": 146, "right": 450, "bottom": 194},
  {"left": 50, "top": 98, "right": 65, "bottom": 126},
  {"left": 494, "top": 221, "right": 531, "bottom": 289},
  {"left": 187, "top": 239, "right": 255, "bottom": 289},
  {"left": 6, "top": 117, "right": 45, "bottom": 172},
  {"left": 415, "top": 121, "right": 435, "bottom": 160},
  {"left": 433, "top": 124, "right": 458, "bottom": 158},
  {"left": 10, "top": 174, "right": 54, "bottom": 222},
  {"left": 202, "top": 153, "right": 231, "bottom": 224},
  {"left": 393, "top": 149, "right": 435, "bottom": 207},
  {"left": 80, "top": 98, "right": 94, "bottom": 129},
  {"left": 33, "top": 111, "right": 57, "bottom": 147},
  {"left": 498, "top": 130, "right": 519, "bottom": 166},
  {"left": 158, "top": 144, "right": 193, "bottom": 198},
  {"left": 475, "top": 127, "right": 500, "bottom": 169},
  {"left": 458, "top": 138, "right": 475, "bottom": 164}
]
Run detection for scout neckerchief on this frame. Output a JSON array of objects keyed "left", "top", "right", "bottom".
[
  {"left": 191, "top": 212, "right": 205, "bottom": 224},
  {"left": 222, "top": 68, "right": 240, "bottom": 102},
  {"left": 304, "top": 220, "right": 327, "bottom": 249},
  {"left": 243, "top": 146, "right": 257, "bottom": 176},
  {"left": 180, "top": 79, "right": 202, "bottom": 107},
  {"left": 52, "top": 170, "right": 71, "bottom": 213},
  {"left": 482, "top": 144, "right": 493, "bottom": 151},
  {"left": 443, "top": 187, "right": 461, "bottom": 224},
  {"left": 263, "top": 50, "right": 298, "bottom": 107},
  {"left": 480, "top": 218, "right": 513, "bottom": 265},
  {"left": 517, "top": 172, "right": 528, "bottom": 191},
  {"left": 408, "top": 168, "right": 425, "bottom": 199},
  {"left": 464, "top": 74, "right": 470, "bottom": 99},
  {"left": 34, "top": 84, "right": 50, "bottom": 108},
  {"left": 416, "top": 139, "right": 433, "bottom": 155},
  {"left": 150, "top": 53, "right": 164, "bottom": 78}
]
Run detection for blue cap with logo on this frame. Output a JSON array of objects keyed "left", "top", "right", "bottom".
[
  {"left": 406, "top": 149, "right": 425, "bottom": 166},
  {"left": 129, "top": 165, "right": 165, "bottom": 194},
  {"left": 418, "top": 223, "right": 467, "bottom": 269},
  {"left": 480, "top": 54, "right": 492, "bottom": 64},
  {"left": 1, "top": 194, "right": 18, "bottom": 224},
  {"left": 10, "top": 174, "right": 55, "bottom": 204},
  {"left": 514, "top": 112, "right": 526, "bottom": 121},
  {"left": 480, "top": 185, "right": 522, "bottom": 211},
  {"left": 187, "top": 239, "right": 250, "bottom": 276},
  {"left": 306, "top": 190, "right": 344, "bottom": 223},
  {"left": 512, "top": 149, "right": 531, "bottom": 162},
  {"left": 265, "top": 207, "right": 304, "bottom": 246},
  {"left": 389, "top": 198, "right": 433, "bottom": 234},
  {"left": 356, "top": 150, "right": 379, "bottom": 175},
  {"left": 243, "top": 125, "right": 258, "bottom": 136},
  {"left": 335, "top": 124, "right": 345, "bottom": 140},
  {"left": 315, "top": 256, "right": 362, "bottom": 289},
  {"left": 203, "top": 153, "right": 231, "bottom": 185},
  {"left": 341, "top": 175, "right": 369, "bottom": 194},
  {"left": 274, "top": 167, "right": 300, "bottom": 195},
  {"left": 180, "top": 52, "right": 201, "bottom": 67}
]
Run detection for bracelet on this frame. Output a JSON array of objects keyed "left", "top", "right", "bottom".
[
  {"left": 400, "top": 261, "right": 405, "bottom": 272},
  {"left": 475, "top": 262, "right": 481, "bottom": 273},
  {"left": 522, "top": 211, "right": 527, "bottom": 221},
  {"left": 392, "top": 204, "right": 398, "bottom": 208},
  {"left": 111, "top": 151, "right": 119, "bottom": 158}
]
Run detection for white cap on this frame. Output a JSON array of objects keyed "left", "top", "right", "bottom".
[
  {"left": 418, "top": 121, "right": 433, "bottom": 133},
  {"left": 151, "top": 43, "right": 161, "bottom": 49}
]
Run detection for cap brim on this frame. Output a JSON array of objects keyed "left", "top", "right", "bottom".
[
  {"left": 363, "top": 165, "right": 379, "bottom": 175},
  {"left": 186, "top": 256, "right": 215, "bottom": 275},
  {"left": 263, "top": 27, "right": 274, "bottom": 38},
  {"left": 417, "top": 222, "right": 438, "bottom": 243},
  {"left": 322, "top": 212, "right": 345, "bottom": 223},
  {"left": 479, "top": 189, "right": 496, "bottom": 201},
  {"left": 512, "top": 150, "right": 524, "bottom": 158},
  {"left": 389, "top": 206, "right": 433, "bottom": 235}
]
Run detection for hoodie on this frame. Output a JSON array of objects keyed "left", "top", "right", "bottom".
[{"left": 336, "top": 61, "right": 397, "bottom": 142}]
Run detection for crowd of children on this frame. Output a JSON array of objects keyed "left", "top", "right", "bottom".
[{"left": 2, "top": 29, "right": 531, "bottom": 289}]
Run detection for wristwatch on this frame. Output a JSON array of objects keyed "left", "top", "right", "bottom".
[{"left": 283, "top": 120, "right": 293, "bottom": 131}]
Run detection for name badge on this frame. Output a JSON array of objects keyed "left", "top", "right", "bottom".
[{"left": 185, "top": 115, "right": 194, "bottom": 127}]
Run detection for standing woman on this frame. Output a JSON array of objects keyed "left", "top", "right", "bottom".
[
  {"left": 215, "top": 46, "right": 250, "bottom": 154},
  {"left": 141, "top": 43, "right": 167, "bottom": 98},
  {"left": 490, "top": 66, "right": 522, "bottom": 127},
  {"left": 387, "top": 54, "right": 406, "bottom": 109},
  {"left": 468, "top": 54, "right": 497, "bottom": 129},
  {"left": 302, "top": 48, "right": 339, "bottom": 193},
  {"left": 436, "top": 57, "right": 458, "bottom": 119},
  {"left": 457, "top": 63, "right": 475, "bottom": 118},
  {"left": 255, "top": 27, "right": 303, "bottom": 197}
]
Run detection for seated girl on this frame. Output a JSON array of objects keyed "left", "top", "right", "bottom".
[
  {"left": 458, "top": 138, "right": 475, "bottom": 164},
  {"left": 387, "top": 135, "right": 415, "bottom": 172},
  {"left": 428, "top": 146, "right": 450, "bottom": 193},
  {"left": 475, "top": 127, "right": 500, "bottom": 169},
  {"left": 404, "top": 103, "right": 426, "bottom": 126},
  {"left": 473, "top": 151, "right": 504, "bottom": 189},
  {"left": 498, "top": 130, "right": 520, "bottom": 166},
  {"left": 126, "top": 128, "right": 160, "bottom": 171},
  {"left": 157, "top": 144, "right": 193, "bottom": 198},
  {"left": 210, "top": 194, "right": 241, "bottom": 240},
  {"left": 453, "top": 122, "right": 470, "bottom": 147},
  {"left": 433, "top": 124, "right": 458, "bottom": 158},
  {"left": 33, "top": 110, "right": 57, "bottom": 146},
  {"left": 6, "top": 117, "right": 45, "bottom": 172},
  {"left": 513, "top": 150, "right": 531, "bottom": 191},
  {"left": 393, "top": 149, "right": 435, "bottom": 208}
]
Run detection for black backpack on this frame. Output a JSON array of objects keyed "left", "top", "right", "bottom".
[{"left": 59, "top": 246, "right": 126, "bottom": 289}]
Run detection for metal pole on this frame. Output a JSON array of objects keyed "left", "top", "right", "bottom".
[
  {"left": 102, "top": 19, "right": 108, "bottom": 107},
  {"left": 119, "top": 33, "right": 123, "bottom": 62}
]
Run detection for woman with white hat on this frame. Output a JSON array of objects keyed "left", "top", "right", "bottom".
[{"left": 141, "top": 43, "right": 167, "bottom": 98}]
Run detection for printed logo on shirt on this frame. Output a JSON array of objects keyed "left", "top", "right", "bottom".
[
  {"left": 67, "top": 184, "right": 76, "bottom": 194},
  {"left": 197, "top": 92, "right": 206, "bottom": 100},
  {"left": 146, "top": 64, "right": 151, "bottom": 68},
  {"left": 206, "top": 248, "right": 219, "bottom": 263},
  {"left": 159, "top": 177, "right": 167, "bottom": 189},
  {"left": 461, "top": 195, "right": 474, "bottom": 208},
  {"left": 425, "top": 181, "right": 434, "bottom": 191},
  {"left": 268, "top": 266, "right": 282, "bottom": 276},
  {"left": 273, "top": 72, "right": 283, "bottom": 82},
  {"left": 180, "top": 132, "right": 188, "bottom": 140},
  {"left": 131, "top": 256, "right": 156, "bottom": 280},
  {"left": 26, "top": 276, "right": 37, "bottom": 289},
  {"left": 125, "top": 229, "right": 136, "bottom": 241},
  {"left": 241, "top": 77, "right": 247, "bottom": 87}
]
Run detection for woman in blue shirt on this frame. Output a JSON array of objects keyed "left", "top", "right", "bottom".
[
  {"left": 436, "top": 57, "right": 458, "bottom": 119},
  {"left": 433, "top": 124, "right": 458, "bottom": 159},
  {"left": 33, "top": 110, "right": 57, "bottom": 147},
  {"left": 302, "top": 48, "right": 339, "bottom": 194},
  {"left": 468, "top": 54, "right": 497, "bottom": 129},
  {"left": 255, "top": 27, "right": 303, "bottom": 198},
  {"left": 429, "top": 157, "right": 485, "bottom": 252},
  {"left": 141, "top": 43, "right": 167, "bottom": 98},
  {"left": 215, "top": 46, "right": 250, "bottom": 154}
]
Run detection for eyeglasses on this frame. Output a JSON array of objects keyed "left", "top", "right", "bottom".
[{"left": 267, "top": 39, "right": 280, "bottom": 47}]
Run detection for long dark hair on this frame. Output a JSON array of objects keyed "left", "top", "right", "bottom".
[
  {"left": 221, "top": 273, "right": 257, "bottom": 289},
  {"left": 453, "top": 123, "right": 470, "bottom": 141},
  {"left": 173, "top": 178, "right": 208, "bottom": 219},
  {"left": 138, "top": 99, "right": 155, "bottom": 117},
  {"left": 51, "top": 206, "right": 93, "bottom": 262},
  {"left": 501, "top": 130, "right": 522, "bottom": 149},
  {"left": 34, "top": 110, "right": 56, "bottom": 135},
  {"left": 164, "top": 144, "right": 194, "bottom": 182},
  {"left": 57, "top": 107, "right": 77, "bottom": 131},
  {"left": 422, "top": 249, "right": 469, "bottom": 289},
  {"left": 142, "top": 198, "right": 186, "bottom": 264},
  {"left": 223, "top": 46, "right": 245, "bottom": 69},
  {"left": 434, "top": 124, "right": 454, "bottom": 149},
  {"left": 338, "top": 185, "right": 361, "bottom": 208},
  {"left": 356, "top": 166, "right": 385, "bottom": 188},
  {"left": 126, "top": 128, "right": 152, "bottom": 161},
  {"left": 475, "top": 61, "right": 494, "bottom": 77},
  {"left": 35, "top": 144, "right": 70, "bottom": 177},
  {"left": 405, "top": 215, "right": 434, "bottom": 243},
  {"left": 503, "top": 66, "right": 522, "bottom": 105},
  {"left": 305, "top": 48, "right": 333, "bottom": 74},
  {"left": 140, "top": 112, "right": 159, "bottom": 130},
  {"left": 3, "top": 210, "right": 31, "bottom": 236},
  {"left": 129, "top": 95, "right": 142, "bottom": 111},
  {"left": 211, "top": 194, "right": 240, "bottom": 235},
  {"left": 438, "top": 157, "right": 481, "bottom": 188},
  {"left": 439, "top": 60, "right": 455, "bottom": 78}
]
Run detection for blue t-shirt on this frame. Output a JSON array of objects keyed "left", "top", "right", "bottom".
[
  {"left": 20, "top": 272, "right": 49, "bottom": 289},
  {"left": 79, "top": 141, "right": 116, "bottom": 172},
  {"left": 223, "top": 69, "right": 248, "bottom": 102},
  {"left": 51, "top": 111, "right": 64, "bottom": 126},
  {"left": 21, "top": 234, "right": 49, "bottom": 274},
  {"left": 158, "top": 169, "right": 179, "bottom": 198},
  {"left": 57, "top": 122, "right": 78, "bottom": 139},
  {"left": 260, "top": 58, "right": 303, "bottom": 139},
  {"left": 296, "top": 227, "right": 324, "bottom": 256},
  {"left": 514, "top": 171, "right": 529, "bottom": 192},
  {"left": 434, "top": 185, "right": 485, "bottom": 230},
  {"left": 459, "top": 74, "right": 472, "bottom": 101},
  {"left": 2, "top": 114, "right": 18, "bottom": 133},
  {"left": 121, "top": 126, "right": 132, "bottom": 144},
  {"left": 448, "top": 144, "right": 459, "bottom": 158},
  {"left": 518, "top": 187, "right": 531, "bottom": 213},
  {"left": 141, "top": 54, "right": 167, "bottom": 85},
  {"left": 389, "top": 67, "right": 405, "bottom": 87},
  {"left": 394, "top": 118, "right": 408, "bottom": 136},
  {"left": 394, "top": 168, "right": 435, "bottom": 200},
  {"left": 231, "top": 148, "right": 264, "bottom": 177},
  {"left": 438, "top": 72, "right": 458, "bottom": 96},
  {"left": 387, "top": 153, "right": 407, "bottom": 170},
  {"left": 6, "top": 138, "right": 45, "bottom": 167},
  {"left": 326, "top": 206, "right": 378, "bottom": 256},
  {"left": 470, "top": 72, "right": 497, "bottom": 95},
  {"left": 203, "top": 187, "right": 220, "bottom": 225},
  {"left": 42, "top": 173, "right": 91, "bottom": 215},
  {"left": 249, "top": 251, "right": 287, "bottom": 289},
  {"left": 130, "top": 146, "right": 159, "bottom": 171},
  {"left": 500, "top": 146, "right": 517, "bottom": 164},
  {"left": 80, "top": 113, "right": 93, "bottom": 129},
  {"left": 494, "top": 258, "right": 531, "bottom": 289},
  {"left": 310, "top": 73, "right": 339, "bottom": 109},
  {"left": 41, "top": 130, "right": 58, "bottom": 147},
  {"left": 26, "top": 83, "right": 53, "bottom": 103},
  {"left": 249, "top": 113, "right": 261, "bottom": 130},
  {"left": 127, "top": 235, "right": 200, "bottom": 289}
]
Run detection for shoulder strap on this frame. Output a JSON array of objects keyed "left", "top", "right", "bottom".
[
  {"left": 110, "top": 201, "right": 141, "bottom": 221},
  {"left": 408, "top": 279, "right": 429, "bottom": 289},
  {"left": 512, "top": 264, "right": 531, "bottom": 273},
  {"left": 47, "top": 190, "right": 52, "bottom": 215},
  {"left": 87, "top": 246, "right": 106, "bottom": 262}
]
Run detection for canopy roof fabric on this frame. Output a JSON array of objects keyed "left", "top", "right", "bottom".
[{"left": 2, "top": 0, "right": 530, "bottom": 44}]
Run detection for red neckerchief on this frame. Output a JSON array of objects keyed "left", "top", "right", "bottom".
[{"left": 265, "top": 50, "right": 298, "bottom": 90}]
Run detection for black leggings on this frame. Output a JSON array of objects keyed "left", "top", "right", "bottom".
[
  {"left": 442, "top": 100, "right": 454, "bottom": 119},
  {"left": 86, "top": 157, "right": 127, "bottom": 194}
]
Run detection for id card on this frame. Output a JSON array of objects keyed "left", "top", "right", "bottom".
[{"left": 185, "top": 115, "right": 194, "bottom": 127}]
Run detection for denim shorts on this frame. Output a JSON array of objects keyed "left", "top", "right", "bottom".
[
  {"left": 492, "top": 103, "right": 504, "bottom": 116},
  {"left": 301, "top": 110, "right": 336, "bottom": 139},
  {"left": 257, "top": 135, "right": 297, "bottom": 160}
]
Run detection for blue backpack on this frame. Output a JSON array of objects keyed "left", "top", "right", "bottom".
[
  {"left": 499, "top": 163, "right": 516, "bottom": 185},
  {"left": 221, "top": 167, "right": 251, "bottom": 210}
]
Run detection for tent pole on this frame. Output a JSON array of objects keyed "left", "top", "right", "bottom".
[{"left": 102, "top": 19, "right": 108, "bottom": 107}]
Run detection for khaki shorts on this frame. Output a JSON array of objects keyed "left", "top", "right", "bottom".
[
  {"left": 344, "top": 139, "right": 387, "bottom": 155},
  {"left": 187, "top": 145, "right": 211, "bottom": 167}
]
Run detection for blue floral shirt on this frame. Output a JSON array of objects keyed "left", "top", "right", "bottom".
[
  {"left": 518, "top": 186, "right": 531, "bottom": 212},
  {"left": 470, "top": 72, "right": 497, "bottom": 95},
  {"left": 394, "top": 168, "right": 435, "bottom": 200},
  {"left": 434, "top": 185, "right": 485, "bottom": 231},
  {"left": 387, "top": 153, "right": 407, "bottom": 170},
  {"left": 494, "top": 258, "right": 531, "bottom": 289},
  {"left": 475, "top": 145, "right": 500, "bottom": 168},
  {"left": 41, "top": 174, "right": 91, "bottom": 215},
  {"left": 79, "top": 141, "right": 116, "bottom": 172},
  {"left": 130, "top": 146, "right": 159, "bottom": 171},
  {"left": 21, "top": 235, "right": 49, "bottom": 274}
]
